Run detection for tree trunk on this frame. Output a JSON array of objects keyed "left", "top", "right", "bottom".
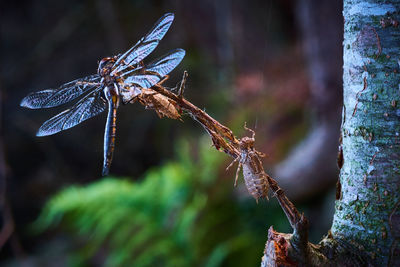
[
  {"left": 332, "top": 0, "right": 400, "bottom": 265},
  {"left": 262, "top": 1, "right": 400, "bottom": 265}
]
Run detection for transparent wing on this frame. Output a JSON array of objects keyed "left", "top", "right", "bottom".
[
  {"left": 112, "top": 13, "right": 175, "bottom": 74},
  {"left": 146, "top": 48, "right": 185, "bottom": 76},
  {"left": 37, "top": 88, "right": 106, "bottom": 136},
  {"left": 20, "top": 74, "right": 101, "bottom": 109},
  {"left": 122, "top": 49, "right": 185, "bottom": 88}
]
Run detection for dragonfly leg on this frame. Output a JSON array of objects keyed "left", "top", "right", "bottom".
[
  {"left": 226, "top": 156, "right": 239, "bottom": 171},
  {"left": 244, "top": 122, "right": 256, "bottom": 139},
  {"left": 156, "top": 75, "right": 169, "bottom": 86},
  {"left": 127, "top": 97, "right": 138, "bottom": 104},
  {"left": 234, "top": 162, "right": 242, "bottom": 187}
]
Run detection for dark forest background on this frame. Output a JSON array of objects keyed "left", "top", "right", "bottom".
[{"left": 1, "top": 0, "right": 342, "bottom": 266}]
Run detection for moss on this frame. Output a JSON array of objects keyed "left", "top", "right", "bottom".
[
  {"left": 355, "top": 205, "right": 360, "bottom": 213},
  {"left": 375, "top": 54, "right": 389, "bottom": 64},
  {"left": 371, "top": 16, "right": 381, "bottom": 25},
  {"left": 350, "top": 25, "right": 361, "bottom": 32},
  {"left": 353, "top": 126, "right": 374, "bottom": 141}
]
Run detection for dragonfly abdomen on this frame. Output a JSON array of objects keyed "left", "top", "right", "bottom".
[
  {"left": 109, "top": 107, "right": 117, "bottom": 139},
  {"left": 102, "top": 86, "right": 120, "bottom": 176}
]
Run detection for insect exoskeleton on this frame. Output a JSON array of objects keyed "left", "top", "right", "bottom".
[
  {"left": 239, "top": 136, "right": 269, "bottom": 201},
  {"left": 227, "top": 125, "right": 269, "bottom": 202}
]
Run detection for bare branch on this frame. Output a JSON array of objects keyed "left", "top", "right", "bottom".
[{"left": 137, "top": 72, "right": 308, "bottom": 244}]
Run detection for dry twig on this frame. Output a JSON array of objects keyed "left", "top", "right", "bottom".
[{"left": 137, "top": 71, "right": 310, "bottom": 264}]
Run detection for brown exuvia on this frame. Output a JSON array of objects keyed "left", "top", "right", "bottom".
[{"left": 227, "top": 125, "right": 269, "bottom": 201}]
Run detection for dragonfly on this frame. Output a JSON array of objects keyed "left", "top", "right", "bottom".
[{"left": 20, "top": 13, "right": 185, "bottom": 176}]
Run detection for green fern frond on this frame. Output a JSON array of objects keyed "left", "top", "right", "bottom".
[{"left": 34, "top": 138, "right": 274, "bottom": 266}]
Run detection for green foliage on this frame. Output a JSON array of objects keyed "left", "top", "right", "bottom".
[{"left": 34, "top": 137, "right": 289, "bottom": 266}]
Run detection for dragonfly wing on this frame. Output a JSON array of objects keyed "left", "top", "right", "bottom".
[
  {"left": 112, "top": 13, "right": 175, "bottom": 74},
  {"left": 122, "top": 49, "right": 185, "bottom": 88},
  {"left": 123, "top": 73, "right": 161, "bottom": 89},
  {"left": 37, "top": 88, "right": 106, "bottom": 136},
  {"left": 21, "top": 74, "right": 101, "bottom": 109},
  {"left": 146, "top": 48, "right": 185, "bottom": 77}
]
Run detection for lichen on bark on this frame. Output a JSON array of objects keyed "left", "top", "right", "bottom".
[{"left": 331, "top": 0, "right": 400, "bottom": 265}]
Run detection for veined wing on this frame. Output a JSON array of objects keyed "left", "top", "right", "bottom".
[
  {"left": 20, "top": 74, "right": 101, "bottom": 109},
  {"left": 112, "top": 13, "right": 175, "bottom": 75},
  {"left": 122, "top": 48, "right": 185, "bottom": 89},
  {"left": 36, "top": 87, "right": 106, "bottom": 136}
]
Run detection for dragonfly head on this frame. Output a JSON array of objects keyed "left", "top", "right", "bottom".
[{"left": 98, "top": 57, "right": 116, "bottom": 77}]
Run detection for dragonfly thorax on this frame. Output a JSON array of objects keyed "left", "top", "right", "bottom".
[
  {"left": 98, "top": 57, "right": 116, "bottom": 77},
  {"left": 98, "top": 57, "right": 119, "bottom": 87}
]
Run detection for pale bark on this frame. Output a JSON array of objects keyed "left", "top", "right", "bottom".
[{"left": 332, "top": 0, "right": 400, "bottom": 265}]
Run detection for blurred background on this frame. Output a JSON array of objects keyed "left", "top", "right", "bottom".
[{"left": 1, "top": 0, "right": 343, "bottom": 266}]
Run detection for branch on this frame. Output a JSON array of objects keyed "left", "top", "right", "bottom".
[{"left": 138, "top": 71, "right": 310, "bottom": 264}]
